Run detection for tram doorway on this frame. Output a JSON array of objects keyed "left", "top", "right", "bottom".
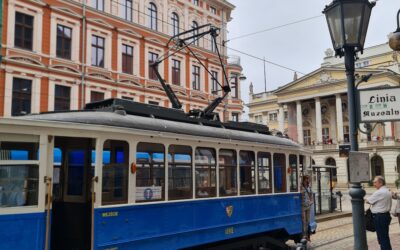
[{"left": 50, "top": 137, "right": 95, "bottom": 250}]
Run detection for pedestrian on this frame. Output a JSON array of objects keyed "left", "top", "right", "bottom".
[
  {"left": 392, "top": 189, "right": 400, "bottom": 225},
  {"left": 366, "top": 176, "right": 392, "bottom": 250},
  {"left": 301, "top": 175, "right": 313, "bottom": 241}
]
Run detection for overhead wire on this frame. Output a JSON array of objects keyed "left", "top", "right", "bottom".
[{"left": 95, "top": 0, "right": 309, "bottom": 75}]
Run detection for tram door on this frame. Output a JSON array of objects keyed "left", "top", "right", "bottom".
[{"left": 51, "top": 137, "right": 95, "bottom": 250}]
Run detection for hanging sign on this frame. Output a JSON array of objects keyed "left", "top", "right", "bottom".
[{"left": 358, "top": 86, "right": 400, "bottom": 122}]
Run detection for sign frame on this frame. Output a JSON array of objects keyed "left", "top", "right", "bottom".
[
  {"left": 348, "top": 151, "right": 370, "bottom": 183},
  {"left": 357, "top": 85, "right": 400, "bottom": 123}
]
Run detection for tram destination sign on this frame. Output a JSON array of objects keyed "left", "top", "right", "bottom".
[{"left": 359, "top": 86, "right": 400, "bottom": 123}]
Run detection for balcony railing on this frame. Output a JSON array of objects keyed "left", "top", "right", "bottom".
[{"left": 228, "top": 55, "right": 241, "bottom": 66}]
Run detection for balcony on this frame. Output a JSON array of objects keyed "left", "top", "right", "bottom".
[{"left": 228, "top": 55, "right": 241, "bottom": 67}]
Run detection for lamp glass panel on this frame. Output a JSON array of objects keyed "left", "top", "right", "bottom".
[
  {"left": 326, "top": 5, "right": 343, "bottom": 49},
  {"left": 342, "top": 3, "right": 363, "bottom": 45},
  {"left": 359, "top": 5, "right": 372, "bottom": 48}
]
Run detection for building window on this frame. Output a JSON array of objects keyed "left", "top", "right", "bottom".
[
  {"left": 91, "top": 91, "right": 104, "bottom": 102},
  {"left": 343, "top": 125, "right": 349, "bottom": 143},
  {"left": 303, "top": 129, "right": 311, "bottom": 145},
  {"left": 172, "top": 59, "right": 181, "bottom": 85},
  {"left": 254, "top": 115, "right": 263, "bottom": 124},
  {"left": 230, "top": 75, "right": 238, "bottom": 98},
  {"left": 122, "top": 44, "right": 134, "bottom": 74},
  {"left": 148, "top": 52, "right": 158, "bottom": 80},
  {"left": 322, "top": 127, "right": 330, "bottom": 144},
  {"left": 210, "top": 6, "right": 217, "bottom": 14},
  {"left": 12, "top": 78, "right": 32, "bottom": 116},
  {"left": 14, "top": 12, "right": 34, "bottom": 50},
  {"left": 211, "top": 71, "right": 218, "bottom": 94},
  {"left": 148, "top": 3, "right": 157, "bottom": 31},
  {"left": 284, "top": 111, "right": 288, "bottom": 120},
  {"left": 269, "top": 113, "right": 277, "bottom": 121},
  {"left": 91, "top": 35, "right": 105, "bottom": 67},
  {"left": 148, "top": 101, "right": 159, "bottom": 106},
  {"left": 193, "top": 0, "right": 199, "bottom": 6},
  {"left": 123, "top": 0, "right": 133, "bottom": 21},
  {"left": 192, "top": 65, "right": 200, "bottom": 90},
  {"left": 91, "top": 0, "right": 104, "bottom": 11},
  {"left": 232, "top": 113, "right": 239, "bottom": 122},
  {"left": 54, "top": 85, "right": 71, "bottom": 111},
  {"left": 171, "top": 12, "right": 179, "bottom": 36},
  {"left": 192, "top": 21, "right": 199, "bottom": 46},
  {"left": 56, "top": 25, "right": 72, "bottom": 59}
]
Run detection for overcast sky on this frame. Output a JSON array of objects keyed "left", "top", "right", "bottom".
[{"left": 227, "top": 0, "right": 399, "bottom": 114}]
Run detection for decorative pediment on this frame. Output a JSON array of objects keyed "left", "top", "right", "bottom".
[
  {"left": 118, "top": 29, "right": 142, "bottom": 38},
  {"left": 88, "top": 73, "right": 112, "bottom": 80},
  {"left": 145, "top": 37, "right": 164, "bottom": 46},
  {"left": 174, "top": 90, "right": 187, "bottom": 96},
  {"left": 26, "top": 0, "right": 46, "bottom": 6},
  {"left": 147, "top": 85, "right": 164, "bottom": 91},
  {"left": 192, "top": 52, "right": 206, "bottom": 60},
  {"left": 8, "top": 56, "right": 44, "bottom": 66},
  {"left": 87, "top": 18, "right": 114, "bottom": 29},
  {"left": 192, "top": 94, "right": 207, "bottom": 100},
  {"left": 51, "top": 65, "right": 80, "bottom": 74},
  {"left": 303, "top": 121, "right": 311, "bottom": 127},
  {"left": 119, "top": 79, "right": 141, "bottom": 87},
  {"left": 51, "top": 6, "right": 81, "bottom": 18},
  {"left": 322, "top": 118, "right": 330, "bottom": 125}
]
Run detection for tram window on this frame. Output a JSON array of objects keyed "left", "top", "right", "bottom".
[
  {"left": 168, "top": 145, "right": 192, "bottom": 200},
  {"left": 239, "top": 151, "right": 255, "bottom": 195},
  {"left": 0, "top": 142, "right": 39, "bottom": 207},
  {"left": 102, "top": 140, "right": 129, "bottom": 205},
  {"left": 219, "top": 149, "right": 237, "bottom": 197},
  {"left": 136, "top": 143, "right": 165, "bottom": 202},
  {"left": 289, "top": 155, "right": 298, "bottom": 192},
  {"left": 257, "top": 152, "right": 272, "bottom": 194},
  {"left": 273, "top": 153, "right": 287, "bottom": 193},
  {"left": 299, "top": 155, "right": 305, "bottom": 174},
  {"left": 195, "top": 147, "right": 216, "bottom": 198}
]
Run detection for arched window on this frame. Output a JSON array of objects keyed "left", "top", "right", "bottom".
[
  {"left": 192, "top": 21, "right": 199, "bottom": 46},
  {"left": 371, "top": 155, "right": 384, "bottom": 179},
  {"left": 325, "top": 157, "right": 337, "bottom": 182},
  {"left": 171, "top": 12, "right": 179, "bottom": 36},
  {"left": 148, "top": 3, "right": 157, "bottom": 30}
]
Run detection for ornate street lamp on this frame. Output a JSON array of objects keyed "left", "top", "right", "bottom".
[
  {"left": 323, "top": 1, "right": 375, "bottom": 249},
  {"left": 388, "top": 9, "right": 400, "bottom": 51}
]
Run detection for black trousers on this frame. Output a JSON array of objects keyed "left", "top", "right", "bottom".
[{"left": 373, "top": 212, "right": 392, "bottom": 250}]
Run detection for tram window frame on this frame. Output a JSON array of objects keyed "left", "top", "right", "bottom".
[
  {"left": 273, "top": 153, "right": 287, "bottom": 193},
  {"left": 219, "top": 149, "right": 237, "bottom": 197},
  {"left": 195, "top": 147, "right": 216, "bottom": 198},
  {"left": 239, "top": 151, "right": 255, "bottom": 195},
  {"left": 102, "top": 140, "right": 129, "bottom": 205},
  {"left": 0, "top": 141, "right": 40, "bottom": 208},
  {"left": 289, "top": 154, "right": 299, "bottom": 192},
  {"left": 168, "top": 145, "right": 193, "bottom": 200},
  {"left": 257, "top": 152, "right": 272, "bottom": 194},
  {"left": 136, "top": 142, "right": 165, "bottom": 202}
]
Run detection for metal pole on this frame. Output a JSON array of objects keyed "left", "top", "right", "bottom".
[
  {"left": 263, "top": 56, "right": 267, "bottom": 92},
  {"left": 344, "top": 46, "right": 367, "bottom": 250}
]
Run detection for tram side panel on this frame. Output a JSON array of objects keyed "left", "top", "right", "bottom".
[{"left": 93, "top": 194, "right": 302, "bottom": 250}]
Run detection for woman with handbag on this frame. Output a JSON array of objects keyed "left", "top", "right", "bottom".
[{"left": 392, "top": 190, "right": 400, "bottom": 225}]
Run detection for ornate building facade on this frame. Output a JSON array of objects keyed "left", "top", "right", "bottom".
[
  {"left": 0, "top": 0, "right": 244, "bottom": 121},
  {"left": 248, "top": 43, "right": 400, "bottom": 187}
]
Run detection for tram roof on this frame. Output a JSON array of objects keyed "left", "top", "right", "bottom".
[{"left": 17, "top": 107, "right": 302, "bottom": 149}]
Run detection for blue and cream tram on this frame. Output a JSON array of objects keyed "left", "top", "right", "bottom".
[{"left": 0, "top": 99, "right": 312, "bottom": 250}]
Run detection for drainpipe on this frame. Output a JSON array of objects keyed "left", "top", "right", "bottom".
[
  {"left": 0, "top": 0, "right": 3, "bottom": 62},
  {"left": 81, "top": 1, "right": 86, "bottom": 109}
]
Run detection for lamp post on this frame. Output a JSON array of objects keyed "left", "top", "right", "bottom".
[
  {"left": 388, "top": 9, "right": 400, "bottom": 51},
  {"left": 323, "top": 1, "right": 375, "bottom": 249}
]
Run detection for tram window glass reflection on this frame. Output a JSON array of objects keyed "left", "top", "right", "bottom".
[
  {"left": 257, "top": 152, "right": 272, "bottom": 194},
  {"left": 136, "top": 143, "right": 165, "bottom": 202},
  {"left": 219, "top": 149, "right": 237, "bottom": 197},
  {"left": 239, "top": 151, "right": 255, "bottom": 195},
  {"left": 102, "top": 140, "right": 129, "bottom": 205},
  {"left": 289, "top": 154, "right": 298, "bottom": 192},
  {"left": 273, "top": 153, "right": 286, "bottom": 193},
  {"left": 195, "top": 147, "right": 216, "bottom": 198},
  {"left": 168, "top": 145, "right": 192, "bottom": 200},
  {"left": 0, "top": 141, "right": 39, "bottom": 207}
]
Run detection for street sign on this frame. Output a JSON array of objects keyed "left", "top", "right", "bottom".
[
  {"left": 339, "top": 144, "right": 351, "bottom": 158},
  {"left": 358, "top": 86, "right": 400, "bottom": 123},
  {"left": 348, "top": 151, "right": 370, "bottom": 183}
]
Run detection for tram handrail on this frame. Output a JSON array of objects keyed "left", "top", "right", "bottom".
[
  {"left": 91, "top": 176, "right": 99, "bottom": 250},
  {"left": 44, "top": 176, "right": 52, "bottom": 250}
]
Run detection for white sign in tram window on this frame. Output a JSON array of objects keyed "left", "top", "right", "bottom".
[
  {"left": 136, "top": 186, "right": 162, "bottom": 201},
  {"left": 359, "top": 87, "right": 400, "bottom": 122}
]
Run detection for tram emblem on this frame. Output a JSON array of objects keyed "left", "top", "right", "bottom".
[{"left": 226, "top": 205, "right": 233, "bottom": 218}]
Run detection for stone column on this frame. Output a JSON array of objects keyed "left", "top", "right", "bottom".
[
  {"left": 385, "top": 122, "right": 393, "bottom": 139},
  {"left": 296, "top": 101, "right": 304, "bottom": 144},
  {"left": 315, "top": 97, "right": 323, "bottom": 144},
  {"left": 278, "top": 105, "right": 284, "bottom": 133},
  {"left": 336, "top": 94, "right": 344, "bottom": 143}
]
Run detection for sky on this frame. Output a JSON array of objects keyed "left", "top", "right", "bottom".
[{"left": 226, "top": 0, "right": 399, "bottom": 115}]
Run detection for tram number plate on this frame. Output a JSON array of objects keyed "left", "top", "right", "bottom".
[
  {"left": 225, "top": 227, "right": 234, "bottom": 235},
  {"left": 102, "top": 211, "right": 119, "bottom": 217}
]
